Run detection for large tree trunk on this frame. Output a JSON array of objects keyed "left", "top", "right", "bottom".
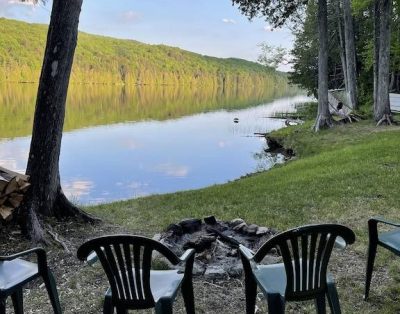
[
  {"left": 336, "top": 0, "right": 348, "bottom": 90},
  {"left": 373, "top": 0, "right": 380, "bottom": 112},
  {"left": 314, "top": 0, "right": 333, "bottom": 131},
  {"left": 19, "top": 0, "right": 95, "bottom": 242},
  {"left": 343, "top": 0, "right": 358, "bottom": 109},
  {"left": 374, "top": 0, "right": 392, "bottom": 124}
]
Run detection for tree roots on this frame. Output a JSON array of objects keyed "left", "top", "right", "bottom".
[
  {"left": 313, "top": 114, "right": 333, "bottom": 132},
  {"left": 18, "top": 187, "right": 100, "bottom": 244},
  {"left": 376, "top": 114, "right": 394, "bottom": 126}
]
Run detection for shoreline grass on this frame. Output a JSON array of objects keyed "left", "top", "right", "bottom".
[
  {"left": 83, "top": 120, "right": 400, "bottom": 312},
  {"left": 88, "top": 121, "right": 400, "bottom": 246}
]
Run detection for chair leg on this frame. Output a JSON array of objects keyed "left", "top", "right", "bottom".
[
  {"left": 11, "top": 289, "right": 24, "bottom": 314},
  {"left": 326, "top": 282, "right": 342, "bottom": 314},
  {"left": 103, "top": 295, "right": 113, "bottom": 314},
  {"left": 181, "top": 277, "right": 195, "bottom": 314},
  {"left": 315, "top": 294, "right": 326, "bottom": 314},
  {"left": 42, "top": 268, "right": 62, "bottom": 314},
  {"left": 115, "top": 306, "right": 127, "bottom": 314},
  {"left": 0, "top": 298, "right": 6, "bottom": 314},
  {"left": 266, "top": 293, "right": 285, "bottom": 314},
  {"left": 155, "top": 298, "right": 173, "bottom": 314},
  {"left": 244, "top": 273, "right": 257, "bottom": 314},
  {"left": 364, "top": 240, "right": 378, "bottom": 300}
]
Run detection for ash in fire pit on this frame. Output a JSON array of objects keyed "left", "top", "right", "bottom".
[{"left": 154, "top": 216, "right": 278, "bottom": 279}]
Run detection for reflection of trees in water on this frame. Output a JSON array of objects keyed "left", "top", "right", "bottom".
[{"left": 0, "top": 82, "right": 297, "bottom": 139}]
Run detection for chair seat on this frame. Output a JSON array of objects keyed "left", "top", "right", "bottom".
[
  {"left": 379, "top": 229, "right": 400, "bottom": 253},
  {"left": 106, "top": 270, "right": 184, "bottom": 303},
  {"left": 253, "top": 263, "right": 333, "bottom": 298},
  {"left": 0, "top": 259, "right": 39, "bottom": 292}
]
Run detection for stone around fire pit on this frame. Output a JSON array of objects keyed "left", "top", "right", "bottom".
[{"left": 156, "top": 216, "right": 278, "bottom": 279}]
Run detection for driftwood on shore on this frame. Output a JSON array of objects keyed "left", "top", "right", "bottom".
[{"left": 0, "top": 166, "right": 30, "bottom": 221}]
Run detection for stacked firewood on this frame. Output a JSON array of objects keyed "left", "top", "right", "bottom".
[{"left": 0, "top": 166, "right": 30, "bottom": 221}]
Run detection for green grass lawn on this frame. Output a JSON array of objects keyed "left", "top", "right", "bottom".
[
  {"left": 86, "top": 121, "right": 400, "bottom": 313},
  {"left": 88, "top": 121, "right": 400, "bottom": 245}
]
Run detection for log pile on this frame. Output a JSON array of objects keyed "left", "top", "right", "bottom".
[{"left": 0, "top": 166, "right": 30, "bottom": 221}]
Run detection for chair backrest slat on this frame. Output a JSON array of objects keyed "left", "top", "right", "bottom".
[
  {"left": 253, "top": 224, "right": 355, "bottom": 301},
  {"left": 280, "top": 241, "right": 294, "bottom": 293},
  {"left": 104, "top": 245, "right": 125, "bottom": 299},
  {"left": 133, "top": 245, "right": 143, "bottom": 300},
  {"left": 290, "top": 238, "right": 301, "bottom": 291},
  {"left": 142, "top": 246, "right": 153, "bottom": 301},
  {"left": 114, "top": 244, "right": 130, "bottom": 300},
  {"left": 314, "top": 233, "right": 327, "bottom": 290},
  {"left": 301, "top": 235, "right": 308, "bottom": 291},
  {"left": 95, "top": 247, "right": 120, "bottom": 300},
  {"left": 123, "top": 243, "right": 135, "bottom": 300},
  {"left": 77, "top": 235, "right": 182, "bottom": 309},
  {"left": 308, "top": 233, "right": 318, "bottom": 290}
]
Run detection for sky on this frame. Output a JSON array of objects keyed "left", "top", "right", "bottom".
[{"left": 0, "top": 0, "right": 294, "bottom": 71}]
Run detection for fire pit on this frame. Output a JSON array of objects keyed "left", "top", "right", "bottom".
[{"left": 154, "top": 216, "right": 279, "bottom": 278}]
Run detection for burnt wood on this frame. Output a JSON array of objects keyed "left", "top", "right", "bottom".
[{"left": 206, "top": 227, "right": 242, "bottom": 248}]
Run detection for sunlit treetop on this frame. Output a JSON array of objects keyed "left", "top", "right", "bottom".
[{"left": 231, "top": 0, "right": 308, "bottom": 27}]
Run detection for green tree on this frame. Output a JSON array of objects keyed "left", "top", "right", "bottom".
[
  {"left": 18, "top": 0, "right": 95, "bottom": 242},
  {"left": 232, "top": 0, "right": 332, "bottom": 130}
]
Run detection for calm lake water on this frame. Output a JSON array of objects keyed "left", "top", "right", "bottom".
[{"left": 0, "top": 84, "right": 308, "bottom": 204}]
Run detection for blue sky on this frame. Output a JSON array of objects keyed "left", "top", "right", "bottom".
[{"left": 0, "top": 0, "right": 293, "bottom": 70}]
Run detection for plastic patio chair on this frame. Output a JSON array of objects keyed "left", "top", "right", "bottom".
[
  {"left": 364, "top": 216, "right": 400, "bottom": 300},
  {"left": 0, "top": 247, "right": 62, "bottom": 314},
  {"left": 239, "top": 224, "right": 356, "bottom": 314},
  {"left": 77, "top": 235, "right": 196, "bottom": 314}
]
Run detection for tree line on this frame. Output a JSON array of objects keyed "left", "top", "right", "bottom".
[
  {"left": 0, "top": 18, "right": 282, "bottom": 88},
  {"left": 233, "top": 0, "right": 397, "bottom": 129}
]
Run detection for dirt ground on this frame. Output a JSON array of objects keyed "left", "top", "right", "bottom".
[{"left": 0, "top": 220, "right": 398, "bottom": 313}]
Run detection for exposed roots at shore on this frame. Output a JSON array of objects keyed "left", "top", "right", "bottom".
[{"left": 18, "top": 188, "right": 100, "bottom": 244}]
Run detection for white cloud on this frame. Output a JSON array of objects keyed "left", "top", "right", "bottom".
[
  {"left": 222, "top": 18, "right": 236, "bottom": 25},
  {"left": 153, "top": 163, "right": 189, "bottom": 178},
  {"left": 121, "top": 10, "right": 141, "bottom": 23},
  {"left": 63, "top": 179, "right": 94, "bottom": 198}
]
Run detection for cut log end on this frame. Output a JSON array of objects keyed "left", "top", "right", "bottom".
[{"left": 0, "top": 167, "right": 30, "bottom": 222}]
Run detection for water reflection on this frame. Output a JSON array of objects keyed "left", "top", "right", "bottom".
[
  {"left": 0, "top": 83, "right": 296, "bottom": 139},
  {"left": 0, "top": 82, "right": 309, "bottom": 204}
]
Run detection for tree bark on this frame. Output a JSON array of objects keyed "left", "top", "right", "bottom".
[
  {"left": 343, "top": 0, "right": 358, "bottom": 109},
  {"left": 374, "top": 0, "right": 392, "bottom": 123},
  {"left": 19, "top": 0, "right": 96, "bottom": 242},
  {"left": 373, "top": 0, "right": 380, "bottom": 112},
  {"left": 336, "top": 0, "right": 348, "bottom": 91},
  {"left": 314, "top": 0, "right": 332, "bottom": 131}
]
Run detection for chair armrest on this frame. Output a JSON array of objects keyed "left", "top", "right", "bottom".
[
  {"left": 0, "top": 248, "right": 47, "bottom": 272},
  {"left": 86, "top": 251, "right": 99, "bottom": 266},
  {"left": 239, "top": 245, "right": 255, "bottom": 261},
  {"left": 334, "top": 236, "right": 347, "bottom": 250},
  {"left": 0, "top": 247, "right": 46, "bottom": 263},
  {"left": 179, "top": 249, "right": 195, "bottom": 264},
  {"left": 370, "top": 216, "right": 400, "bottom": 228}
]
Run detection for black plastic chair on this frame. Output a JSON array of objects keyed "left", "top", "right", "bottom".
[
  {"left": 77, "top": 235, "right": 196, "bottom": 314},
  {"left": 0, "top": 247, "right": 62, "bottom": 314},
  {"left": 239, "top": 224, "right": 355, "bottom": 314},
  {"left": 364, "top": 216, "right": 400, "bottom": 300}
]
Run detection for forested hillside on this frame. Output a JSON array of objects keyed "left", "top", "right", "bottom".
[{"left": 0, "top": 18, "right": 285, "bottom": 87}]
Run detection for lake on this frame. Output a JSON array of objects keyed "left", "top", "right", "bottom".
[{"left": 0, "top": 83, "right": 308, "bottom": 204}]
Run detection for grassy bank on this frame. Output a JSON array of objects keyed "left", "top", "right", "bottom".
[
  {"left": 86, "top": 120, "right": 400, "bottom": 313},
  {"left": 89, "top": 121, "right": 400, "bottom": 244},
  {"left": 2, "top": 120, "right": 400, "bottom": 313}
]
